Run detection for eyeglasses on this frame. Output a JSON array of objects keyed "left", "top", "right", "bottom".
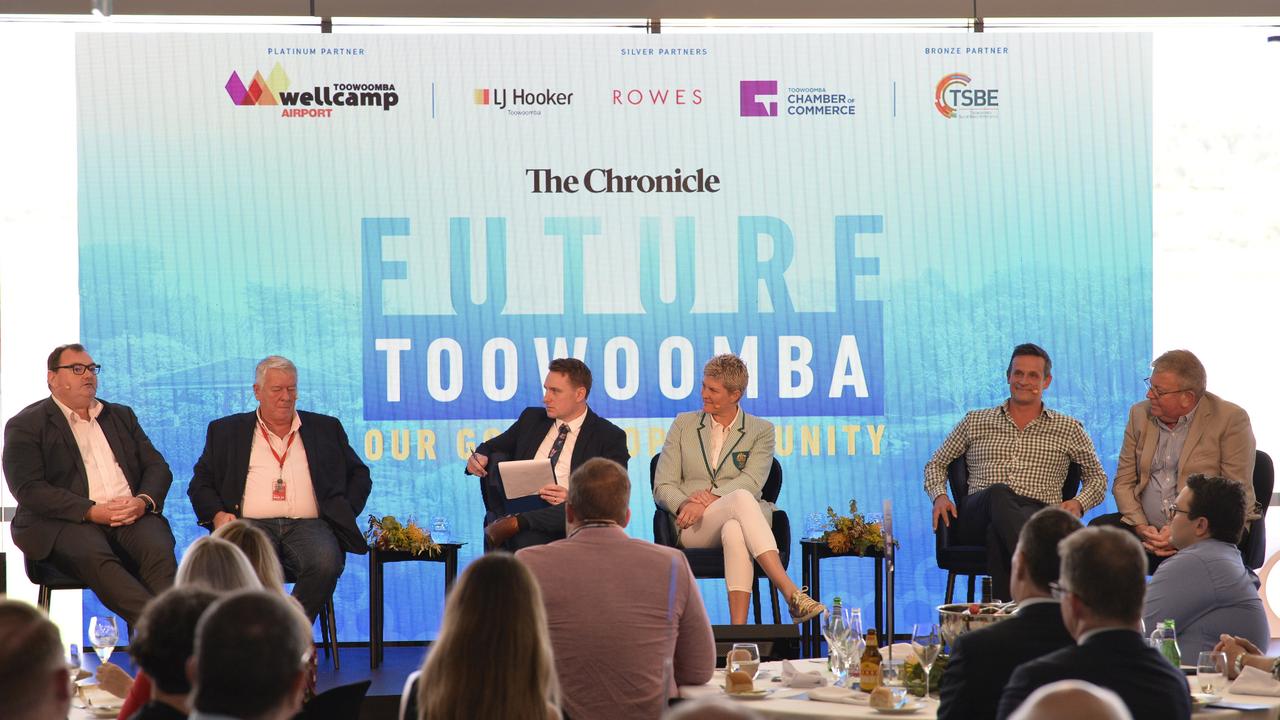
[
  {"left": 1168, "top": 505, "right": 1191, "bottom": 518},
  {"left": 54, "top": 363, "right": 102, "bottom": 375},
  {"left": 1049, "top": 581, "right": 1073, "bottom": 600},
  {"left": 1144, "top": 377, "right": 1189, "bottom": 398}
]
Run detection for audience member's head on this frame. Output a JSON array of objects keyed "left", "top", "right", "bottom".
[
  {"left": 419, "top": 552, "right": 559, "bottom": 720},
  {"left": 1057, "top": 527, "right": 1148, "bottom": 635},
  {"left": 213, "top": 519, "right": 286, "bottom": 591},
  {"left": 1174, "top": 474, "right": 1248, "bottom": 548},
  {"left": 1007, "top": 679, "right": 1133, "bottom": 720},
  {"left": 191, "top": 589, "right": 313, "bottom": 720},
  {"left": 131, "top": 586, "right": 220, "bottom": 708},
  {"left": 1010, "top": 507, "right": 1083, "bottom": 601},
  {"left": 0, "top": 600, "right": 70, "bottom": 720},
  {"left": 665, "top": 697, "right": 765, "bottom": 719},
  {"left": 176, "top": 535, "right": 263, "bottom": 592},
  {"left": 566, "top": 457, "right": 631, "bottom": 528}
]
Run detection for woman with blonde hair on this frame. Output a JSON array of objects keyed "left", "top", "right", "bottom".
[
  {"left": 213, "top": 519, "right": 286, "bottom": 591},
  {"left": 410, "top": 552, "right": 559, "bottom": 720}
]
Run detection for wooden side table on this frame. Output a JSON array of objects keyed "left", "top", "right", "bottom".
[
  {"left": 368, "top": 542, "right": 463, "bottom": 669},
  {"left": 800, "top": 538, "right": 885, "bottom": 658}
]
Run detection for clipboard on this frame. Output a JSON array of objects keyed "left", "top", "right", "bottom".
[{"left": 498, "top": 458, "right": 557, "bottom": 500}]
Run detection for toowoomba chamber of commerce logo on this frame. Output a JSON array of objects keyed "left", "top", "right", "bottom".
[
  {"left": 225, "top": 63, "right": 400, "bottom": 117},
  {"left": 933, "top": 72, "right": 1000, "bottom": 119}
]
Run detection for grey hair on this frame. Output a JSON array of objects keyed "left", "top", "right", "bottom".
[{"left": 255, "top": 356, "right": 298, "bottom": 386}]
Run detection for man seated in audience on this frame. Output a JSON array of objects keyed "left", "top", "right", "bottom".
[
  {"left": 925, "top": 343, "right": 1108, "bottom": 600},
  {"left": 1092, "top": 349, "right": 1255, "bottom": 570},
  {"left": 0, "top": 599, "right": 73, "bottom": 720},
  {"left": 128, "top": 585, "right": 220, "bottom": 720},
  {"left": 996, "top": 527, "right": 1191, "bottom": 720},
  {"left": 468, "top": 358, "right": 630, "bottom": 550},
  {"left": 1143, "top": 474, "right": 1268, "bottom": 653},
  {"left": 1007, "top": 680, "right": 1133, "bottom": 720},
  {"left": 939, "top": 507, "right": 1083, "bottom": 720},
  {"left": 188, "top": 589, "right": 313, "bottom": 720},
  {"left": 517, "top": 457, "right": 716, "bottom": 720}
]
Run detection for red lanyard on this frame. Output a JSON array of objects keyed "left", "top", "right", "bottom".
[{"left": 259, "top": 423, "right": 297, "bottom": 474}]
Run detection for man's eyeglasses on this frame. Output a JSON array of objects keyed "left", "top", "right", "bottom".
[
  {"left": 1144, "top": 377, "right": 1190, "bottom": 398},
  {"left": 54, "top": 363, "right": 102, "bottom": 375},
  {"left": 1048, "top": 581, "right": 1073, "bottom": 600},
  {"left": 1168, "top": 505, "right": 1191, "bottom": 518}
]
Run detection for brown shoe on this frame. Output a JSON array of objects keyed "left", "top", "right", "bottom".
[
  {"left": 485, "top": 515, "right": 520, "bottom": 548},
  {"left": 788, "top": 586, "right": 826, "bottom": 623}
]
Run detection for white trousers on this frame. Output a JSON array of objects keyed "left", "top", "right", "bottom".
[{"left": 679, "top": 489, "right": 778, "bottom": 592}]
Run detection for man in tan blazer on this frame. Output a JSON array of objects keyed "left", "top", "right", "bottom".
[{"left": 1092, "top": 349, "right": 1255, "bottom": 568}]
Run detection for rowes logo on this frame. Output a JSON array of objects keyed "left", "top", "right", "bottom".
[
  {"left": 612, "top": 87, "right": 704, "bottom": 107},
  {"left": 934, "top": 73, "right": 999, "bottom": 119},
  {"left": 473, "top": 87, "right": 573, "bottom": 117},
  {"left": 225, "top": 62, "right": 400, "bottom": 118},
  {"left": 739, "top": 80, "right": 855, "bottom": 118}
]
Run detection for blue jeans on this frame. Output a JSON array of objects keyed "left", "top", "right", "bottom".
[{"left": 247, "top": 517, "right": 344, "bottom": 622}]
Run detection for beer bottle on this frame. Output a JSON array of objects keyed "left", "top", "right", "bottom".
[{"left": 859, "top": 628, "right": 882, "bottom": 692}]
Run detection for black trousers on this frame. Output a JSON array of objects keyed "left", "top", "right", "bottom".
[
  {"left": 46, "top": 513, "right": 177, "bottom": 625},
  {"left": 510, "top": 504, "right": 568, "bottom": 550},
  {"left": 956, "top": 485, "right": 1046, "bottom": 602}
]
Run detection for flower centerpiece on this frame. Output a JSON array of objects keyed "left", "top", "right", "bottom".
[
  {"left": 822, "top": 500, "right": 888, "bottom": 555},
  {"left": 365, "top": 515, "right": 441, "bottom": 557}
]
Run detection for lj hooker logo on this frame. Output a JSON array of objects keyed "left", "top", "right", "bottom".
[
  {"left": 933, "top": 73, "right": 999, "bottom": 119},
  {"left": 225, "top": 62, "right": 400, "bottom": 118},
  {"left": 473, "top": 87, "right": 574, "bottom": 117}
]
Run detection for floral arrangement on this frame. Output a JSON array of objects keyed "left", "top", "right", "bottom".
[
  {"left": 365, "top": 515, "right": 441, "bottom": 557},
  {"left": 822, "top": 500, "right": 888, "bottom": 555}
]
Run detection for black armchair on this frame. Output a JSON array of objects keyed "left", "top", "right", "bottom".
[
  {"left": 649, "top": 454, "right": 790, "bottom": 623},
  {"left": 1242, "top": 450, "right": 1274, "bottom": 570}
]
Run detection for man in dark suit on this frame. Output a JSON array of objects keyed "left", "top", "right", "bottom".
[
  {"left": 997, "top": 527, "right": 1192, "bottom": 720},
  {"left": 2, "top": 343, "right": 177, "bottom": 625},
  {"left": 466, "top": 358, "right": 629, "bottom": 550},
  {"left": 939, "top": 507, "right": 1082, "bottom": 720},
  {"left": 187, "top": 355, "right": 371, "bottom": 621}
]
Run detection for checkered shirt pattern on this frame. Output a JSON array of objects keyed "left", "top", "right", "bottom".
[{"left": 923, "top": 403, "right": 1108, "bottom": 509}]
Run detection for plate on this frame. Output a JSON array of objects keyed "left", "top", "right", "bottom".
[
  {"left": 873, "top": 701, "right": 927, "bottom": 715},
  {"left": 1191, "top": 693, "right": 1221, "bottom": 710},
  {"left": 726, "top": 689, "right": 771, "bottom": 700}
]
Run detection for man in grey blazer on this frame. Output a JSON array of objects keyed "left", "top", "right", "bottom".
[
  {"left": 653, "top": 353, "right": 823, "bottom": 624},
  {"left": 2, "top": 344, "right": 177, "bottom": 624}
]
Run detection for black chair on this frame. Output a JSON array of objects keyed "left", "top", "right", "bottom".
[
  {"left": 934, "top": 456, "right": 1081, "bottom": 603},
  {"left": 281, "top": 567, "right": 341, "bottom": 670},
  {"left": 478, "top": 451, "right": 513, "bottom": 551},
  {"left": 296, "top": 679, "right": 371, "bottom": 719},
  {"left": 1242, "top": 450, "right": 1274, "bottom": 570},
  {"left": 26, "top": 557, "right": 92, "bottom": 612},
  {"left": 649, "top": 454, "right": 791, "bottom": 624}
]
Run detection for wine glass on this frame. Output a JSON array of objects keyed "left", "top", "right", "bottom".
[
  {"left": 88, "top": 616, "right": 119, "bottom": 664},
  {"left": 912, "top": 623, "right": 942, "bottom": 697},
  {"left": 1197, "top": 651, "right": 1227, "bottom": 694},
  {"left": 728, "top": 642, "right": 761, "bottom": 680}
]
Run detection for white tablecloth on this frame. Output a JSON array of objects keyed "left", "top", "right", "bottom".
[{"left": 679, "top": 660, "right": 1280, "bottom": 719}]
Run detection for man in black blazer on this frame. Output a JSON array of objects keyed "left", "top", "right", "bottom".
[
  {"left": 996, "top": 527, "right": 1192, "bottom": 720},
  {"left": 939, "top": 507, "right": 1082, "bottom": 720},
  {"left": 466, "top": 358, "right": 629, "bottom": 550},
  {"left": 2, "top": 344, "right": 177, "bottom": 625},
  {"left": 187, "top": 356, "right": 371, "bottom": 621}
]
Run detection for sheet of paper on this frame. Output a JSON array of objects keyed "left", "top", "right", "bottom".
[{"left": 499, "top": 458, "right": 556, "bottom": 500}]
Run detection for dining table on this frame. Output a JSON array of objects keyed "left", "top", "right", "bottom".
[{"left": 679, "top": 659, "right": 1280, "bottom": 719}]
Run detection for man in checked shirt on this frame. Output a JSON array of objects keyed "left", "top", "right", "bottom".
[{"left": 925, "top": 343, "right": 1108, "bottom": 601}]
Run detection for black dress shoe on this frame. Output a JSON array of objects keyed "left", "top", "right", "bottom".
[{"left": 485, "top": 515, "right": 520, "bottom": 548}]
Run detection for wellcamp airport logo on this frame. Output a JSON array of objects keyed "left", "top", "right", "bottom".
[
  {"left": 225, "top": 62, "right": 401, "bottom": 118},
  {"left": 473, "top": 87, "right": 574, "bottom": 117},
  {"left": 933, "top": 73, "right": 1000, "bottom": 119},
  {"left": 738, "top": 80, "right": 855, "bottom": 118}
]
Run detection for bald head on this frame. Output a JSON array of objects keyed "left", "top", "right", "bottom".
[{"left": 1008, "top": 680, "right": 1132, "bottom": 720}]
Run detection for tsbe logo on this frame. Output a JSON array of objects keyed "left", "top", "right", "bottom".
[
  {"left": 934, "top": 73, "right": 1000, "bottom": 119},
  {"left": 225, "top": 62, "right": 400, "bottom": 118},
  {"left": 739, "top": 80, "right": 855, "bottom": 118},
  {"left": 473, "top": 87, "right": 574, "bottom": 117}
]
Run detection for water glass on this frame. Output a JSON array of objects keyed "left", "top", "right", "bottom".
[
  {"left": 728, "top": 642, "right": 761, "bottom": 680},
  {"left": 431, "top": 516, "right": 451, "bottom": 543},
  {"left": 805, "top": 512, "right": 826, "bottom": 539},
  {"left": 1198, "top": 651, "right": 1227, "bottom": 694},
  {"left": 88, "top": 616, "right": 118, "bottom": 663}
]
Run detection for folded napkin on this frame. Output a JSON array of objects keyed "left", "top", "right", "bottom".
[
  {"left": 1229, "top": 665, "right": 1280, "bottom": 696},
  {"left": 807, "top": 686, "right": 865, "bottom": 704},
  {"left": 880, "top": 642, "right": 919, "bottom": 663},
  {"left": 781, "top": 659, "right": 828, "bottom": 688}
]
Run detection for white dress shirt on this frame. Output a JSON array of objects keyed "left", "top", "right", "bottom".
[
  {"left": 533, "top": 409, "right": 588, "bottom": 486},
  {"left": 51, "top": 396, "right": 133, "bottom": 503},
  {"left": 707, "top": 408, "right": 741, "bottom": 469},
  {"left": 242, "top": 411, "right": 319, "bottom": 520}
]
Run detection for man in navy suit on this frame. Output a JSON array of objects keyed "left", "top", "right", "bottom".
[
  {"left": 997, "top": 527, "right": 1192, "bottom": 720},
  {"left": 466, "top": 358, "right": 629, "bottom": 550},
  {"left": 938, "top": 507, "right": 1083, "bottom": 720},
  {"left": 187, "top": 356, "right": 371, "bottom": 621},
  {"left": 3, "top": 343, "right": 177, "bottom": 625}
]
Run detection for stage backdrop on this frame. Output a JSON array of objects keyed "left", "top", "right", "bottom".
[{"left": 76, "top": 32, "right": 1151, "bottom": 638}]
